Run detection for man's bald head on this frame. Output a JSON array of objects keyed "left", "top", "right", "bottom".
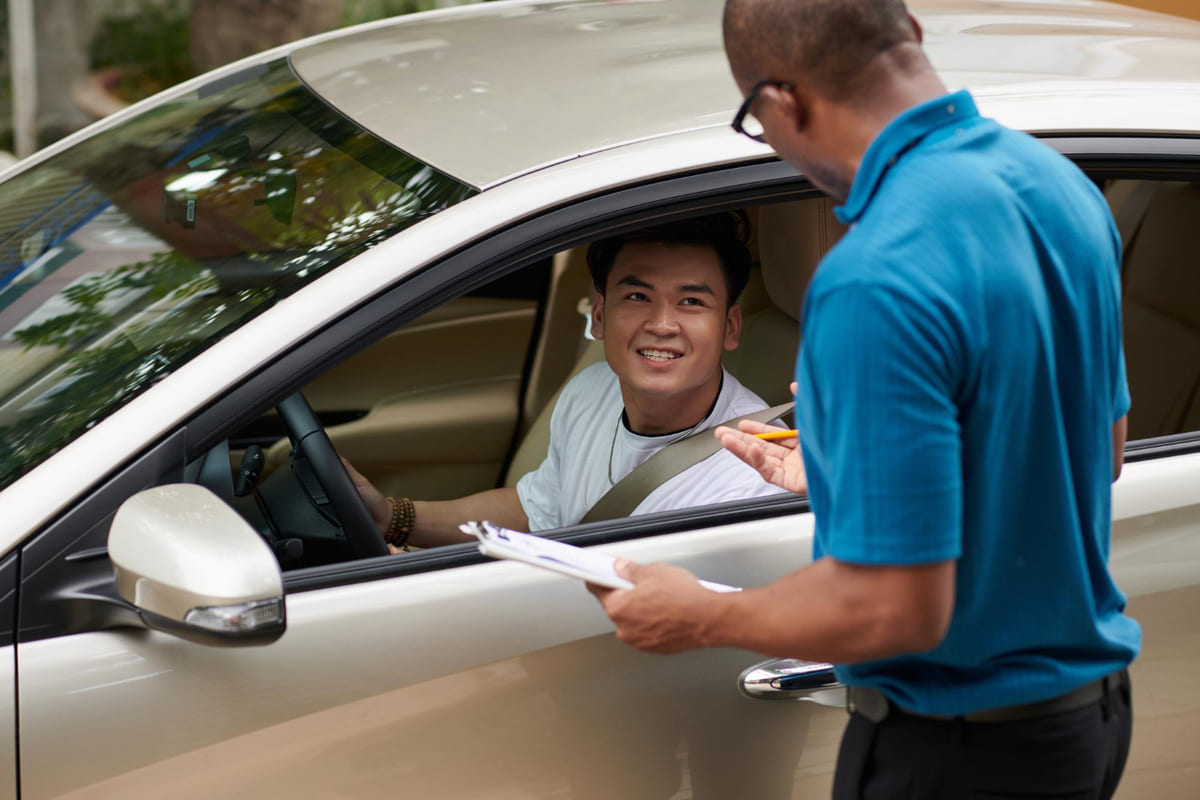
[{"left": 723, "top": 0, "right": 919, "bottom": 103}]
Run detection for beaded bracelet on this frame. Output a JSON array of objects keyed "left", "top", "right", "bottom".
[{"left": 385, "top": 496, "right": 416, "bottom": 549}]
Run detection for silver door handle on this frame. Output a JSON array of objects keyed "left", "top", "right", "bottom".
[{"left": 739, "top": 658, "right": 846, "bottom": 707}]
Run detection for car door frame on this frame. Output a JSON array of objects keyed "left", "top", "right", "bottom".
[
  {"left": 11, "top": 135, "right": 1200, "bottom": 799},
  {"left": 14, "top": 134, "right": 1200, "bottom": 635}
]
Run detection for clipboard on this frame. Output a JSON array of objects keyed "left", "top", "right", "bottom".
[{"left": 461, "top": 521, "right": 739, "bottom": 593}]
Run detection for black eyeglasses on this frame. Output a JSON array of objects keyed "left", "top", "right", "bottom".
[{"left": 730, "top": 79, "right": 794, "bottom": 143}]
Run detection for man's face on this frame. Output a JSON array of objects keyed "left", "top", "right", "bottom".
[
  {"left": 735, "top": 77, "right": 853, "bottom": 202},
  {"left": 592, "top": 241, "right": 742, "bottom": 411}
]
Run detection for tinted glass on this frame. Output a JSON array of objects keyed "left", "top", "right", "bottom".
[{"left": 0, "top": 59, "right": 474, "bottom": 491}]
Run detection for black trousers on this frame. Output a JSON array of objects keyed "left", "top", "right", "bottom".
[{"left": 832, "top": 676, "right": 1133, "bottom": 800}]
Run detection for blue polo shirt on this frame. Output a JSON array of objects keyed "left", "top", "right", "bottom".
[{"left": 794, "top": 90, "right": 1140, "bottom": 715}]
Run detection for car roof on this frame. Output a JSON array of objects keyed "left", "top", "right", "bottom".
[{"left": 290, "top": 0, "right": 1200, "bottom": 190}]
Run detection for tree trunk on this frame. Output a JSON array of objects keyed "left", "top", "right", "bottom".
[{"left": 189, "top": 0, "right": 345, "bottom": 74}]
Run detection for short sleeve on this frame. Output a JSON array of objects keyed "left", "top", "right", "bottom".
[
  {"left": 515, "top": 413, "right": 565, "bottom": 532},
  {"left": 1112, "top": 346, "right": 1131, "bottom": 422},
  {"left": 799, "top": 283, "right": 964, "bottom": 565}
]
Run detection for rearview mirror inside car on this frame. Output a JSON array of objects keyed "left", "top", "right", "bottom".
[{"left": 108, "top": 484, "right": 286, "bottom": 646}]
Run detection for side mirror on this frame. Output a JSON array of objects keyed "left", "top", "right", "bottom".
[{"left": 108, "top": 484, "right": 285, "bottom": 646}]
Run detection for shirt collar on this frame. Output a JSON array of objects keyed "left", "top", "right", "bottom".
[{"left": 835, "top": 90, "right": 979, "bottom": 224}]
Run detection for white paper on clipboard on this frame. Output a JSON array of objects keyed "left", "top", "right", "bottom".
[{"left": 460, "top": 520, "right": 740, "bottom": 593}]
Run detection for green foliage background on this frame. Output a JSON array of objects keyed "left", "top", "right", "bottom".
[{"left": 87, "top": 0, "right": 500, "bottom": 103}]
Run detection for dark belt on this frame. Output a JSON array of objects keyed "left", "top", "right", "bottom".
[{"left": 848, "top": 669, "right": 1128, "bottom": 724}]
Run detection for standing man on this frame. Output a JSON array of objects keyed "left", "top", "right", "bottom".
[{"left": 591, "top": 1, "right": 1139, "bottom": 798}]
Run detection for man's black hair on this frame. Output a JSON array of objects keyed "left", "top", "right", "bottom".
[{"left": 585, "top": 210, "right": 752, "bottom": 305}]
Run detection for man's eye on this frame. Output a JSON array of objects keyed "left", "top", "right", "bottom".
[
  {"left": 626, "top": 292, "right": 649, "bottom": 301},
  {"left": 680, "top": 297, "right": 704, "bottom": 306}
]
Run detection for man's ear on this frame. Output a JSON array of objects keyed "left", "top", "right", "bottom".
[
  {"left": 590, "top": 290, "right": 605, "bottom": 340},
  {"left": 762, "top": 82, "right": 808, "bottom": 136},
  {"left": 723, "top": 303, "right": 743, "bottom": 350}
]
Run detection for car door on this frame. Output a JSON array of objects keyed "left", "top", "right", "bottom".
[
  {"left": 1096, "top": 171, "right": 1200, "bottom": 797},
  {"left": 16, "top": 506, "right": 833, "bottom": 799},
  {"left": 12, "top": 150, "right": 1199, "bottom": 800},
  {"left": 11, "top": 165, "right": 847, "bottom": 799}
]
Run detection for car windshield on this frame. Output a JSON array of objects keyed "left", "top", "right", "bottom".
[{"left": 0, "top": 58, "right": 474, "bottom": 492}]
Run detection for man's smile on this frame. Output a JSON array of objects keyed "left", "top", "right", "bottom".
[{"left": 637, "top": 348, "right": 684, "bottom": 363}]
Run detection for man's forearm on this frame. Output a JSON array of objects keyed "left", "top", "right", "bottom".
[
  {"left": 409, "top": 487, "right": 530, "bottom": 548},
  {"left": 700, "top": 557, "right": 955, "bottom": 663}
]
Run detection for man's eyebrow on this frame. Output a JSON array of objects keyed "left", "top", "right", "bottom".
[
  {"left": 615, "top": 275, "right": 654, "bottom": 289},
  {"left": 677, "top": 282, "right": 715, "bottom": 295}
]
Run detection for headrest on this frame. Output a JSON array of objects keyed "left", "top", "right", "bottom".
[{"left": 757, "top": 197, "right": 846, "bottom": 321}]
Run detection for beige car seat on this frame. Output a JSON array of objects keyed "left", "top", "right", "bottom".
[
  {"left": 517, "top": 247, "right": 597, "bottom": 439},
  {"left": 723, "top": 196, "right": 845, "bottom": 406},
  {"left": 1108, "top": 180, "right": 1200, "bottom": 439},
  {"left": 502, "top": 195, "right": 846, "bottom": 487}
]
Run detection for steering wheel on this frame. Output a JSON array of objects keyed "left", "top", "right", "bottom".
[{"left": 275, "top": 392, "right": 389, "bottom": 559}]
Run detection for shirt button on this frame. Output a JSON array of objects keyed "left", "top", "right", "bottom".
[{"left": 947, "top": 104, "right": 955, "bottom": 114}]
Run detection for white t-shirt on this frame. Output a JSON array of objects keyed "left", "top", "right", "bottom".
[{"left": 516, "top": 363, "right": 787, "bottom": 531}]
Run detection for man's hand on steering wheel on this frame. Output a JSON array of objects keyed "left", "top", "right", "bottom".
[
  {"left": 340, "top": 456, "right": 390, "bottom": 536},
  {"left": 275, "top": 392, "right": 389, "bottom": 558}
]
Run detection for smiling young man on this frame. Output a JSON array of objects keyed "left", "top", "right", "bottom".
[{"left": 347, "top": 211, "right": 784, "bottom": 547}]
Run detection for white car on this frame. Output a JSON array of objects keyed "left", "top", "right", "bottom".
[{"left": 0, "top": 0, "right": 1197, "bottom": 797}]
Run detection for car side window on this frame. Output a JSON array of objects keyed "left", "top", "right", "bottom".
[
  {"left": 269, "top": 201, "right": 834, "bottom": 566},
  {"left": 1109, "top": 180, "right": 1200, "bottom": 441}
]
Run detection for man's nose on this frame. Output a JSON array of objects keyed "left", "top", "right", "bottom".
[{"left": 645, "top": 303, "right": 682, "bottom": 334}]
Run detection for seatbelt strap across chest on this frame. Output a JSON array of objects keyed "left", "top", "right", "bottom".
[{"left": 579, "top": 401, "right": 794, "bottom": 524}]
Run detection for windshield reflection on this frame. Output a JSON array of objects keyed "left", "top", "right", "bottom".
[{"left": 0, "top": 59, "right": 474, "bottom": 491}]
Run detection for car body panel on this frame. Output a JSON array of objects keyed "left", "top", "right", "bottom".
[
  {"left": 289, "top": 0, "right": 1200, "bottom": 188},
  {"left": 13, "top": 451, "right": 1200, "bottom": 798},
  {"left": 1110, "top": 451, "right": 1200, "bottom": 795},
  {"left": 18, "top": 515, "right": 823, "bottom": 799},
  {"left": 288, "top": 0, "right": 744, "bottom": 188},
  {"left": 0, "top": 0, "right": 1198, "bottom": 797}
]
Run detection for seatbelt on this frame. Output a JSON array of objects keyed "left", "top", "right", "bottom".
[{"left": 579, "top": 401, "right": 794, "bottom": 524}]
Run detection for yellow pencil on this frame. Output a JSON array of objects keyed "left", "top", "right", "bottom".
[{"left": 753, "top": 429, "right": 799, "bottom": 441}]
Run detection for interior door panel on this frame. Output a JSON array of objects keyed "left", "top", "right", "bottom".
[{"left": 269, "top": 296, "right": 539, "bottom": 499}]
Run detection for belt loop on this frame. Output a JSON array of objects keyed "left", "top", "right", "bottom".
[{"left": 1100, "top": 674, "right": 1112, "bottom": 721}]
